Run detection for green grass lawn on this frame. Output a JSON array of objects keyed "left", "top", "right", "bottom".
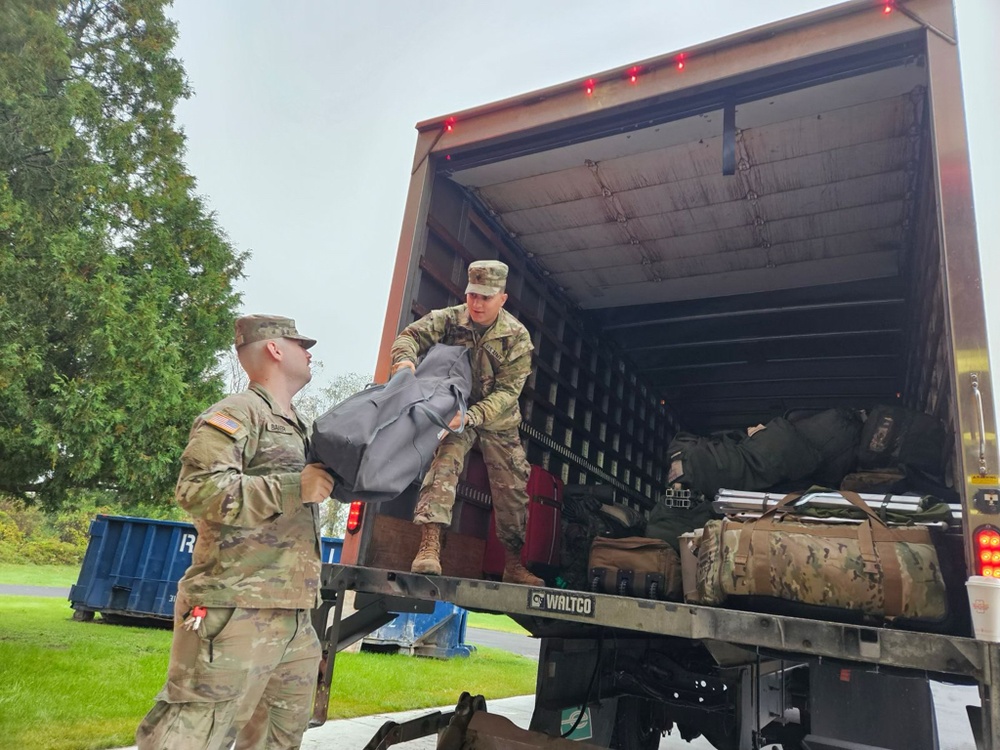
[
  {"left": 0, "top": 595, "right": 537, "bottom": 750},
  {"left": 0, "top": 562, "right": 532, "bottom": 635},
  {"left": 466, "top": 611, "right": 530, "bottom": 635},
  {"left": 0, "top": 563, "right": 80, "bottom": 587}
]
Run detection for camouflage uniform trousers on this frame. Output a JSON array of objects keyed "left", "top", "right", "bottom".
[
  {"left": 136, "top": 593, "right": 321, "bottom": 750},
  {"left": 414, "top": 425, "right": 529, "bottom": 552}
]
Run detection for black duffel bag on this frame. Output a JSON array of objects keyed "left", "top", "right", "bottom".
[
  {"left": 308, "top": 344, "right": 472, "bottom": 504},
  {"left": 667, "top": 418, "right": 822, "bottom": 497}
]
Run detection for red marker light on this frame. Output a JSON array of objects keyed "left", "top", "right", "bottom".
[
  {"left": 346, "top": 501, "right": 364, "bottom": 534},
  {"left": 585, "top": 78, "right": 595, "bottom": 96},
  {"left": 974, "top": 526, "right": 1000, "bottom": 575},
  {"left": 444, "top": 117, "right": 456, "bottom": 133},
  {"left": 628, "top": 66, "right": 640, "bottom": 85},
  {"left": 883, "top": 2, "right": 893, "bottom": 13},
  {"left": 676, "top": 54, "right": 686, "bottom": 71}
]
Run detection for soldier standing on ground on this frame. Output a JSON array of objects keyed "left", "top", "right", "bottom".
[
  {"left": 390, "top": 260, "right": 543, "bottom": 587},
  {"left": 137, "top": 315, "right": 334, "bottom": 750}
]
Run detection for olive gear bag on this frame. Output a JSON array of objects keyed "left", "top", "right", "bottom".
[{"left": 308, "top": 344, "right": 472, "bottom": 504}]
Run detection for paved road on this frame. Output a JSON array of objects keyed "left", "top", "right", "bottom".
[
  {"left": 0, "top": 584, "right": 69, "bottom": 597},
  {"left": 466, "top": 626, "right": 540, "bottom": 659}
]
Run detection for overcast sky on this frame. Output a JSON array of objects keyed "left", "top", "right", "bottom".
[{"left": 166, "top": 0, "right": 999, "bottom": 388}]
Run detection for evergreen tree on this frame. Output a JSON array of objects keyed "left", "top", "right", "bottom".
[{"left": 0, "top": 0, "right": 246, "bottom": 508}]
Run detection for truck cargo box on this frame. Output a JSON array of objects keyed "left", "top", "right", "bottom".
[{"left": 324, "top": 1, "right": 1000, "bottom": 746}]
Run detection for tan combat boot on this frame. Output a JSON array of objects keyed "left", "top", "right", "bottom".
[
  {"left": 503, "top": 550, "right": 544, "bottom": 586},
  {"left": 410, "top": 523, "right": 444, "bottom": 575}
]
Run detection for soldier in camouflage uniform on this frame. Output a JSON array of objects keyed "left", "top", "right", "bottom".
[
  {"left": 136, "top": 315, "right": 334, "bottom": 750},
  {"left": 390, "top": 260, "right": 542, "bottom": 586}
]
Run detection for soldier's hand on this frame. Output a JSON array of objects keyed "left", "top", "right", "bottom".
[
  {"left": 390, "top": 360, "right": 416, "bottom": 376},
  {"left": 448, "top": 409, "right": 467, "bottom": 431},
  {"left": 301, "top": 463, "right": 334, "bottom": 504}
]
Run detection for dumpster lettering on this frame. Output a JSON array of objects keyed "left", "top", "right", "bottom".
[
  {"left": 527, "top": 589, "right": 595, "bottom": 617},
  {"left": 179, "top": 533, "right": 195, "bottom": 554}
]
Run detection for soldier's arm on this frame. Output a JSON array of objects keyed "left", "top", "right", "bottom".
[
  {"left": 467, "top": 336, "right": 533, "bottom": 428},
  {"left": 175, "top": 415, "right": 303, "bottom": 527},
  {"left": 389, "top": 308, "right": 450, "bottom": 369}
]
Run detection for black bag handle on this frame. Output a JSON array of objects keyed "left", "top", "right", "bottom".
[{"left": 412, "top": 386, "right": 469, "bottom": 436}]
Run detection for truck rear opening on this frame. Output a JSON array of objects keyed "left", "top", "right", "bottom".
[
  {"left": 352, "top": 1, "right": 995, "bottom": 579},
  {"left": 326, "top": 2, "right": 1000, "bottom": 747}
]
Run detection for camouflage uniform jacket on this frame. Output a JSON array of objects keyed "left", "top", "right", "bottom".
[
  {"left": 175, "top": 383, "right": 322, "bottom": 609},
  {"left": 390, "top": 305, "right": 533, "bottom": 432}
]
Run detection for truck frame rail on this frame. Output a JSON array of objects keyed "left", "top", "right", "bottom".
[{"left": 320, "top": 562, "right": 995, "bottom": 686}]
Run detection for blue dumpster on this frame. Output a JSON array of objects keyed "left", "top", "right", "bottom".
[
  {"left": 320, "top": 536, "right": 343, "bottom": 564},
  {"left": 362, "top": 601, "right": 473, "bottom": 659},
  {"left": 69, "top": 514, "right": 343, "bottom": 623}
]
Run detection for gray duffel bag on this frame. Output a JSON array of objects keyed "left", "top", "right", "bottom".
[{"left": 309, "top": 344, "right": 472, "bottom": 504}]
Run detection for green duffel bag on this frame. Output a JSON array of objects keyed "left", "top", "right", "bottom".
[{"left": 696, "top": 491, "right": 947, "bottom": 621}]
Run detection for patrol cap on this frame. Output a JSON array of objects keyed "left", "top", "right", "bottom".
[
  {"left": 234, "top": 314, "right": 317, "bottom": 349},
  {"left": 465, "top": 260, "right": 509, "bottom": 296}
]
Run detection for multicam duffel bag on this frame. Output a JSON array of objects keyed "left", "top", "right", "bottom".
[{"left": 695, "top": 490, "right": 947, "bottom": 620}]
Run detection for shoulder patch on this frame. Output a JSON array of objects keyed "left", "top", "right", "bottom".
[{"left": 206, "top": 412, "right": 242, "bottom": 436}]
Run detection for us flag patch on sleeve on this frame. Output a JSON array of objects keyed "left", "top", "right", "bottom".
[{"left": 206, "top": 412, "right": 242, "bottom": 435}]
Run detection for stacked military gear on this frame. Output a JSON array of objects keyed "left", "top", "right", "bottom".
[
  {"left": 645, "top": 497, "right": 718, "bottom": 552},
  {"left": 667, "top": 408, "right": 862, "bottom": 498},
  {"left": 694, "top": 490, "right": 949, "bottom": 623},
  {"left": 668, "top": 406, "right": 948, "bottom": 504},
  {"left": 559, "top": 488, "right": 646, "bottom": 591},
  {"left": 589, "top": 536, "right": 682, "bottom": 600}
]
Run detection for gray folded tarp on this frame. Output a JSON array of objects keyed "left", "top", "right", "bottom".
[{"left": 308, "top": 344, "right": 473, "bottom": 504}]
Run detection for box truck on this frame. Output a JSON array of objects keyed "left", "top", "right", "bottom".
[{"left": 317, "top": 1, "right": 1000, "bottom": 747}]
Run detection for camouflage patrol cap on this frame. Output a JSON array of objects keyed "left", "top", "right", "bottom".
[
  {"left": 466, "top": 260, "right": 509, "bottom": 296},
  {"left": 234, "top": 314, "right": 317, "bottom": 349}
]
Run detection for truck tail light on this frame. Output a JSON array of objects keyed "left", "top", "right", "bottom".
[
  {"left": 974, "top": 525, "right": 1000, "bottom": 576},
  {"left": 346, "top": 502, "right": 364, "bottom": 534}
]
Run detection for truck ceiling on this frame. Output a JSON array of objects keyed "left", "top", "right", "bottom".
[{"left": 439, "top": 48, "right": 930, "bottom": 432}]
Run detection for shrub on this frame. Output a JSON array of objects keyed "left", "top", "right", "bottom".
[
  {"left": 0, "top": 498, "right": 45, "bottom": 539},
  {"left": 22, "top": 539, "right": 84, "bottom": 566},
  {"left": 0, "top": 509, "right": 25, "bottom": 545},
  {"left": 52, "top": 507, "right": 105, "bottom": 548},
  {"left": 0, "top": 540, "right": 22, "bottom": 564}
]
